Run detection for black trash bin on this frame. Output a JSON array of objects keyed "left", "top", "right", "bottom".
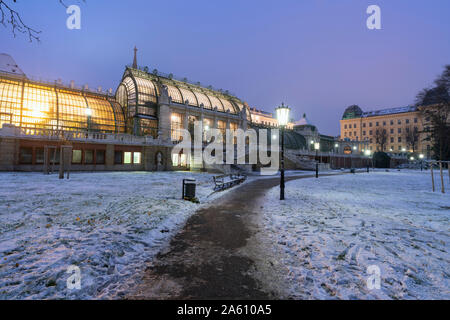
[{"left": 182, "top": 179, "right": 196, "bottom": 200}]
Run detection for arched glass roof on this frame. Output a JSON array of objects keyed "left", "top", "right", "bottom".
[
  {"left": 194, "top": 91, "right": 212, "bottom": 109},
  {"left": 0, "top": 76, "right": 125, "bottom": 133},
  {"left": 121, "top": 68, "right": 245, "bottom": 115},
  {"left": 178, "top": 87, "right": 198, "bottom": 106}
]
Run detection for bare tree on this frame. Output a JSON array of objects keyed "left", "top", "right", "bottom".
[
  {"left": 416, "top": 65, "right": 450, "bottom": 160},
  {"left": 403, "top": 126, "right": 420, "bottom": 153},
  {"left": 374, "top": 128, "right": 389, "bottom": 152},
  {"left": 0, "top": 0, "right": 85, "bottom": 42}
]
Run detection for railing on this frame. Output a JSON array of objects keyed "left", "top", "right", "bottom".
[{"left": 0, "top": 125, "right": 172, "bottom": 146}]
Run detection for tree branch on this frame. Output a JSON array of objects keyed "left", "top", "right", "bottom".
[{"left": 0, "top": 0, "right": 86, "bottom": 42}]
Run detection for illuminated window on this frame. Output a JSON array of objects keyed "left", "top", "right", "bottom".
[
  {"left": 124, "top": 152, "right": 132, "bottom": 164},
  {"left": 72, "top": 150, "right": 82, "bottom": 164},
  {"left": 133, "top": 152, "right": 141, "bottom": 164},
  {"left": 172, "top": 153, "right": 179, "bottom": 166},
  {"left": 171, "top": 112, "right": 184, "bottom": 141}
]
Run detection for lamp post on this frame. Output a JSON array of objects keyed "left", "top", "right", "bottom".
[
  {"left": 314, "top": 142, "right": 320, "bottom": 178},
  {"left": 276, "top": 103, "right": 290, "bottom": 200},
  {"left": 365, "top": 149, "right": 371, "bottom": 172},
  {"left": 419, "top": 153, "right": 424, "bottom": 171},
  {"left": 334, "top": 143, "right": 339, "bottom": 168}
]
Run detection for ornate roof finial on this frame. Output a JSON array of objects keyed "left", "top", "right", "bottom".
[{"left": 132, "top": 46, "right": 138, "bottom": 69}]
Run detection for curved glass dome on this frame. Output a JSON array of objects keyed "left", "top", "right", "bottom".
[
  {"left": 342, "top": 105, "right": 363, "bottom": 120},
  {"left": 0, "top": 77, "right": 125, "bottom": 133}
]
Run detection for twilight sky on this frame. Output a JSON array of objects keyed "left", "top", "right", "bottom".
[{"left": 1, "top": 0, "right": 449, "bottom": 135}]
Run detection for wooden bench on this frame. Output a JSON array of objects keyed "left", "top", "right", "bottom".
[{"left": 213, "top": 173, "right": 246, "bottom": 191}]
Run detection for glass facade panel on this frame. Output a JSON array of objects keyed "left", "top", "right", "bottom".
[
  {"left": 178, "top": 87, "right": 198, "bottom": 106},
  {"left": 22, "top": 83, "right": 58, "bottom": 129},
  {"left": 0, "top": 79, "right": 22, "bottom": 127},
  {"left": 135, "top": 77, "right": 157, "bottom": 105},
  {"left": 193, "top": 91, "right": 211, "bottom": 109},
  {"left": 57, "top": 90, "right": 88, "bottom": 131},
  {"left": 85, "top": 95, "right": 117, "bottom": 132},
  {"left": 167, "top": 85, "right": 183, "bottom": 104},
  {"left": 219, "top": 98, "right": 236, "bottom": 114},
  {"left": 121, "top": 76, "right": 136, "bottom": 118},
  {"left": 208, "top": 95, "right": 224, "bottom": 112}
]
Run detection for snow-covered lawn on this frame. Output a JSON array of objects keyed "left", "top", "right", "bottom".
[
  {"left": 0, "top": 171, "right": 228, "bottom": 299},
  {"left": 260, "top": 170, "right": 449, "bottom": 299}
]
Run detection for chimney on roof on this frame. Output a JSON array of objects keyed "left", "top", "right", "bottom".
[
  {"left": 132, "top": 46, "right": 138, "bottom": 69},
  {"left": 97, "top": 86, "right": 102, "bottom": 92},
  {"left": 70, "top": 80, "right": 75, "bottom": 89},
  {"left": 83, "top": 84, "right": 89, "bottom": 91}
]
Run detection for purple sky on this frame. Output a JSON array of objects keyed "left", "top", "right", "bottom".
[{"left": 1, "top": 0, "right": 449, "bottom": 135}]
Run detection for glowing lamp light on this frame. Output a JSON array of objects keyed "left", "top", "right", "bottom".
[
  {"left": 85, "top": 108, "right": 92, "bottom": 116},
  {"left": 364, "top": 150, "right": 371, "bottom": 156},
  {"left": 419, "top": 154, "right": 424, "bottom": 159},
  {"left": 410, "top": 157, "right": 415, "bottom": 161},
  {"left": 204, "top": 125, "right": 210, "bottom": 131},
  {"left": 311, "top": 140, "right": 314, "bottom": 145},
  {"left": 402, "top": 148, "right": 406, "bottom": 152},
  {"left": 335, "top": 143, "right": 339, "bottom": 148},
  {"left": 276, "top": 103, "right": 290, "bottom": 127},
  {"left": 314, "top": 142, "right": 320, "bottom": 151},
  {"left": 353, "top": 146, "right": 357, "bottom": 150},
  {"left": 272, "top": 134, "right": 277, "bottom": 140}
]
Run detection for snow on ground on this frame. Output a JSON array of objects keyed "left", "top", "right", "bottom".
[
  {"left": 0, "top": 171, "right": 236, "bottom": 299},
  {"left": 260, "top": 170, "right": 450, "bottom": 299}
]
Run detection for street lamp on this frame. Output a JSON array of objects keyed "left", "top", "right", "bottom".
[
  {"left": 276, "top": 103, "right": 290, "bottom": 201},
  {"left": 419, "top": 154, "right": 424, "bottom": 171},
  {"left": 314, "top": 142, "right": 320, "bottom": 178},
  {"left": 364, "top": 149, "right": 371, "bottom": 172}
]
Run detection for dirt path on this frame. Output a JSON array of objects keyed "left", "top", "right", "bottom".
[{"left": 128, "top": 173, "right": 339, "bottom": 299}]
